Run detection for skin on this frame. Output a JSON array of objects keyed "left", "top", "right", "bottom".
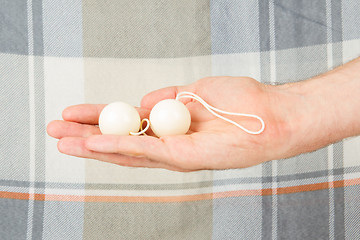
[{"left": 47, "top": 57, "right": 360, "bottom": 172}]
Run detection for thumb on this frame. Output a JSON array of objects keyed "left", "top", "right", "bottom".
[{"left": 140, "top": 84, "right": 196, "bottom": 109}]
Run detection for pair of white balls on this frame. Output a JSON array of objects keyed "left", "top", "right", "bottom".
[{"left": 98, "top": 99, "right": 191, "bottom": 137}]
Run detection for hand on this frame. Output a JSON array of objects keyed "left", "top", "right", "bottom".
[
  {"left": 47, "top": 57, "right": 360, "bottom": 172},
  {"left": 47, "top": 77, "right": 295, "bottom": 171}
]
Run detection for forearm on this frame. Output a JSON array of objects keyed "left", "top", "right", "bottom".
[{"left": 276, "top": 57, "right": 360, "bottom": 158}]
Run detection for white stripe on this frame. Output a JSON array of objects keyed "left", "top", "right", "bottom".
[
  {"left": 26, "top": 0, "right": 35, "bottom": 239},
  {"left": 29, "top": 55, "right": 35, "bottom": 186},
  {"left": 269, "top": 1, "right": 277, "bottom": 85},
  {"left": 327, "top": 44, "right": 333, "bottom": 70},
  {"left": 343, "top": 172, "right": 360, "bottom": 180},
  {"left": 45, "top": 187, "right": 215, "bottom": 197},
  {"left": 326, "top": 0, "right": 334, "bottom": 70}
]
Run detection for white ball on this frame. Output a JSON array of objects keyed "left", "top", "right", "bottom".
[
  {"left": 149, "top": 99, "right": 191, "bottom": 137},
  {"left": 99, "top": 102, "right": 141, "bottom": 135}
]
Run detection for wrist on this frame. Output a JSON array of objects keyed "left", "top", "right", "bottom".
[
  {"left": 276, "top": 68, "right": 360, "bottom": 158},
  {"left": 280, "top": 78, "right": 337, "bottom": 155}
]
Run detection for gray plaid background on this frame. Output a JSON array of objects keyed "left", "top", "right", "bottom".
[{"left": 1, "top": 0, "right": 360, "bottom": 239}]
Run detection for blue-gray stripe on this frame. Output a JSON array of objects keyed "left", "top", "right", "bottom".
[
  {"left": 0, "top": 1, "right": 28, "bottom": 55},
  {"left": 30, "top": 0, "right": 46, "bottom": 239}
]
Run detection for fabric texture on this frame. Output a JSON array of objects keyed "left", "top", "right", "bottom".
[{"left": 1, "top": 0, "right": 360, "bottom": 239}]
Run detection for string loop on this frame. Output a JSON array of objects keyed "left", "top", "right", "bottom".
[
  {"left": 175, "top": 91, "right": 265, "bottom": 135},
  {"left": 130, "top": 118, "right": 150, "bottom": 136}
]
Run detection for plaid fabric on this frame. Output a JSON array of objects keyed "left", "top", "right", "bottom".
[{"left": 1, "top": 0, "right": 360, "bottom": 239}]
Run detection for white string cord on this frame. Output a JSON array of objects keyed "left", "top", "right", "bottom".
[
  {"left": 130, "top": 118, "right": 150, "bottom": 136},
  {"left": 175, "top": 91, "right": 265, "bottom": 135}
]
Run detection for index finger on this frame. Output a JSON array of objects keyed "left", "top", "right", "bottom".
[
  {"left": 62, "top": 104, "right": 150, "bottom": 125},
  {"left": 62, "top": 104, "right": 106, "bottom": 125}
]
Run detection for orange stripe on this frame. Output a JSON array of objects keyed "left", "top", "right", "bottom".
[
  {"left": 0, "top": 191, "right": 29, "bottom": 200},
  {"left": 1, "top": 177, "right": 360, "bottom": 203},
  {"left": 277, "top": 182, "right": 329, "bottom": 195}
]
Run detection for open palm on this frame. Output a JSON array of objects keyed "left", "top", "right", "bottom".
[{"left": 47, "top": 77, "right": 291, "bottom": 171}]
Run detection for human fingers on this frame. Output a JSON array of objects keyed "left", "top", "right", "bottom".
[
  {"left": 140, "top": 84, "right": 197, "bottom": 110},
  {"left": 84, "top": 134, "right": 206, "bottom": 170},
  {"left": 140, "top": 84, "right": 217, "bottom": 124},
  {"left": 62, "top": 104, "right": 106, "bottom": 124},
  {"left": 47, "top": 120, "right": 101, "bottom": 139},
  {"left": 58, "top": 137, "right": 188, "bottom": 171},
  {"left": 47, "top": 119, "right": 156, "bottom": 139},
  {"left": 62, "top": 104, "right": 150, "bottom": 125},
  {"left": 84, "top": 131, "right": 262, "bottom": 170}
]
